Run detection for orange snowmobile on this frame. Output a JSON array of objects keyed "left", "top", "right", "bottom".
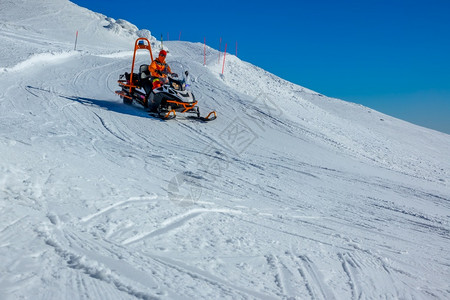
[{"left": 116, "top": 38, "right": 216, "bottom": 121}]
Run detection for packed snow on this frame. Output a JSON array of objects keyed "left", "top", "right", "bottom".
[{"left": 1, "top": 0, "right": 449, "bottom": 299}]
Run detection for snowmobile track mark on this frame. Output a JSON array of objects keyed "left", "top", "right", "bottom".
[
  {"left": 122, "top": 211, "right": 203, "bottom": 245},
  {"left": 266, "top": 254, "right": 308, "bottom": 298},
  {"left": 265, "top": 254, "right": 285, "bottom": 296},
  {"left": 296, "top": 255, "right": 336, "bottom": 300},
  {"left": 38, "top": 227, "right": 160, "bottom": 300},
  {"left": 93, "top": 112, "right": 127, "bottom": 143},
  {"left": 337, "top": 252, "right": 360, "bottom": 300},
  {"left": 80, "top": 195, "right": 157, "bottom": 223},
  {"left": 122, "top": 208, "right": 241, "bottom": 246},
  {"left": 149, "top": 254, "right": 276, "bottom": 299}
]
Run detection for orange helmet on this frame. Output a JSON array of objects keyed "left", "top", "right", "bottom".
[{"left": 159, "top": 50, "right": 167, "bottom": 57}]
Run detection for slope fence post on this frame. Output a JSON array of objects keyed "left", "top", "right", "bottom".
[
  {"left": 204, "top": 37, "right": 206, "bottom": 66},
  {"left": 222, "top": 43, "right": 227, "bottom": 75},
  {"left": 74, "top": 30, "right": 78, "bottom": 51}
]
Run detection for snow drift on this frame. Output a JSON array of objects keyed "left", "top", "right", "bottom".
[{"left": 0, "top": 0, "right": 449, "bottom": 299}]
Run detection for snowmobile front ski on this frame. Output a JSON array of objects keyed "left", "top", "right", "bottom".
[{"left": 192, "top": 110, "right": 217, "bottom": 122}]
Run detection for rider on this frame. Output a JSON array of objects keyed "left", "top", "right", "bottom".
[
  {"left": 148, "top": 50, "right": 172, "bottom": 89},
  {"left": 144, "top": 49, "right": 175, "bottom": 111}
]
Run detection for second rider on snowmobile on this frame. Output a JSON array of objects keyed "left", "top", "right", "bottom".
[{"left": 144, "top": 50, "right": 176, "bottom": 111}]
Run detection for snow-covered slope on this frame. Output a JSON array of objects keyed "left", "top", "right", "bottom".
[
  {"left": 0, "top": 0, "right": 154, "bottom": 69},
  {"left": 1, "top": 1, "right": 449, "bottom": 299}
]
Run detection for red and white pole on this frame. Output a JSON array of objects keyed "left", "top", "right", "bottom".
[
  {"left": 74, "top": 30, "right": 78, "bottom": 51},
  {"left": 222, "top": 43, "right": 227, "bottom": 75}
]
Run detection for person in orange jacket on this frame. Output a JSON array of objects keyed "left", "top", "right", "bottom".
[{"left": 148, "top": 50, "right": 172, "bottom": 89}]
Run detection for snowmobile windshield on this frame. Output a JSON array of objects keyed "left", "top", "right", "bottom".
[
  {"left": 169, "top": 76, "right": 186, "bottom": 91},
  {"left": 167, "top": 63, "right": 190, "bottom": 91}
]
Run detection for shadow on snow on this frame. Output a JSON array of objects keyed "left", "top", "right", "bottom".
[{"left": 26, "top": 85, "right": 163, "bottom": 121}]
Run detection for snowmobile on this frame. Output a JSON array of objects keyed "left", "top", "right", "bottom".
[{"left": 115, "top": 38, "right": 216, "bottom": 121}]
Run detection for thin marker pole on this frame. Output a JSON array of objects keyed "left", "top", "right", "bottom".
[
  {"left": 222, "top": 43, "right": 227, "bottom": 74},
  {"left": 204, "top": 37, "right": 206, "bottom": 66},
  {"left": 74, "top": 30, "right": 78, "bottom": 50}
]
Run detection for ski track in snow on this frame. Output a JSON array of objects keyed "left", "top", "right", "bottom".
[
  {"left": 1, "top": 1, "right": 450, "bottom": 299},
  {"left": 121, "top": 208, "right": 242, "bottom": 246}
]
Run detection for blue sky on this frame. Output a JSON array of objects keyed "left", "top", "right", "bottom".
[{"left": 71, "top": 0, "right": 450, "bottom": 134}]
